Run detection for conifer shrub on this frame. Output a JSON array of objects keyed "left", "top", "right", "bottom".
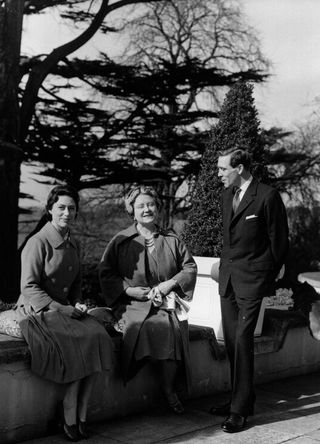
[{"left": 182, "top": 82, "right": 269, "bottom": 256}]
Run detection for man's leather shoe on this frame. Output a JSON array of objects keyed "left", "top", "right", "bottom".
[
  {"left": 221, "top": 413, "right": 247, "bottom": 433},
  {"left": 209, "top": 402, "right": 230, "bottom": 416}
]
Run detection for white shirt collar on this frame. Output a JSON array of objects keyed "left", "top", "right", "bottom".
[{"left": 238, "top": 175, "right": 253, "bottom": 199}]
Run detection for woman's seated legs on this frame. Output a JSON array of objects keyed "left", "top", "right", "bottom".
[
  {"left": 159, "top": 359, "right": 184, "bottom": 414},
  {"left": 77, "top": 374, "right": 96, "bottom": 422},
  {"left": 63, "top": 380, "right": 81, "bottom": 426}
]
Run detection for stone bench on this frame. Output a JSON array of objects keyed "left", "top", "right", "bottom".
[{"left": 1, "top": 309, "right": 320, "bottom": 443}]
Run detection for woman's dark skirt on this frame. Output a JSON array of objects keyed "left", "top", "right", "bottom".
[
  {"left": 20, "top": 311, "right": 114, "bottom": 384},
  {"left": 134, "top": 306, "right": 183, "bottom": 361}
]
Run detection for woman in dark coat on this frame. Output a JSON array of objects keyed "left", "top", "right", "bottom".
[
  {"left": 99, "top": 186, "right": 197, "bottom": 413},
  {"left": 15, "top": 185, "right": 114, "bottom": 442}
]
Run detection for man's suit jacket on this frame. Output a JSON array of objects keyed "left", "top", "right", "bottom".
[{"left": 219, "top": 179, "right": 289, "bottom": 300}]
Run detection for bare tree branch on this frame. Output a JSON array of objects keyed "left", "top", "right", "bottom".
[{"left": 20, "top": 0, "right": 170, "bottom": 143}]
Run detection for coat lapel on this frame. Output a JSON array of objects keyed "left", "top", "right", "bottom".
[
  {"left": 43, "top": 222, "right": 65, "bottom": 248},
  {"left": 231, "top": 179, "right": 258, "bottom": 223}
]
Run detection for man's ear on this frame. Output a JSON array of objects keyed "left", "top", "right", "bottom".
[{"left": 237, "top": 164, "right": 244, "bottom": 174}]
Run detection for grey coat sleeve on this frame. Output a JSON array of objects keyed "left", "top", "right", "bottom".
[
  {"left": 20, "top": 236, "right": 53, "bottom": 312},
  {"left": 171, "top": 237, "right": 197, "bottom": 301}
]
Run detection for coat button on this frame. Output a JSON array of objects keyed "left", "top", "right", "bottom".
[
  {"left": 63, "top": 287, "right": 68, "bottom": 293},
  {"left": 68, "top": 266, "right": 73, "bottom": 271},
  {"left": 229, "top": 259, "right": 233, "bottom": 263}
]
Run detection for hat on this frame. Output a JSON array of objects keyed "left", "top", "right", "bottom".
[{"left": 211, "top": 260, "right": 220, "bottom": 283}]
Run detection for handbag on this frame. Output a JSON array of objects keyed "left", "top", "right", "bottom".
[
  {"left": 147, "top": 287, "right": 190, "bottom": 320},
  {"left": 160, "top": 291, "right": 176, "bottom": 311}
]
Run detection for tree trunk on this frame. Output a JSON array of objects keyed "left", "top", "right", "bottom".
[{"left": 0, "top": 0, "right": 24, "bottom": 301}]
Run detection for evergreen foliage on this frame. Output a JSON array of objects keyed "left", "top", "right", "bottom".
[
  {"left": 183, "top": 81, "right": 268, "bottom": 256},
  {"left": 20, "top": 0, "right": 269, "bottom": 228}
]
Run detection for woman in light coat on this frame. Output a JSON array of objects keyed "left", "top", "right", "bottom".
[{"left": 99, "top": 185, "right": 197, "bottom": 414}]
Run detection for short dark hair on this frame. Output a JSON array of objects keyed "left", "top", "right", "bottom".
[
  {"left": 19, "top": 185, "right": 79, "bottom": 254},
  {"left": 46, "top": 185, "right": 79, "bottom": 220},
  {"left": 218, "top": 148, "right": 252, "bottom": 170}
]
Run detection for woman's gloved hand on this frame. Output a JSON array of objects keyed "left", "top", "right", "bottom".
[
  {"left": 51, "top": 303, "right": 85, "bottom": 319},
  {"left": 125, "top": 286, "right": 151, "bottom": 301},
  {"left": 75, "top": 302, "right": 88, "bottom": 314},
  {"left": 147, "top": 287, "right": 162, "bottom": 306}
]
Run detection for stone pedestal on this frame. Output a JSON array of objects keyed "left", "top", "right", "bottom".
[
  {"left": 188, "top": 257, "right": 223, "bottom": 337},
  {"left": 188, "top": 256, "right": 266, "bottom": 339}
]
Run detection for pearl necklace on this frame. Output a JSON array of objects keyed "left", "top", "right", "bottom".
[{"left": 145, "top": 237, "right": 155, "bottom": 248}]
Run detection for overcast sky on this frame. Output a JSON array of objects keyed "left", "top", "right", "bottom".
[
  {"left": 22, "top": 0, "right": 320, "bottom": 130},
  {"left": 20, "top": 0, "right": 320, "bottom": 206},
  {"left": 242, "top": 0, "right": 320, "bottom": 129}
]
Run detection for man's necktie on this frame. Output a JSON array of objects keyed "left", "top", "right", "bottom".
[{"left": 232, "top": 186, "right": 241, "bottom": 214}]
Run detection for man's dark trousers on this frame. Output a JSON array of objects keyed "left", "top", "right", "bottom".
[{"left": 221, "top": 280, "right": 262, "bottom": 417}]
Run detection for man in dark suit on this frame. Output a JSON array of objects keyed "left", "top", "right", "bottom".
[{"left": 211, "top": 148, "right": 289, "bottom": 433}]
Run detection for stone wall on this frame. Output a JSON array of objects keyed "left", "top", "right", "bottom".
[{"left": 1, "top": 310, "right": 320, "bottom": 443}]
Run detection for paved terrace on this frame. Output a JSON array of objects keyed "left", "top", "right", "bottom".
[{"left": 22, "top": 371, "right": 320, "bottom": 444}]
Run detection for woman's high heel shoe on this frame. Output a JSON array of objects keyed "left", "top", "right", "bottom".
[
  {"left": 166, "top": 393, "right": 185, "bottom": 415},
  {"left": 56, "top": 401, "right": 80, "bottom": 442},
  {"left": 78, "top": 420, "right": 89, "bottom": 439},
  {"left": 63, "top": 423, "right": 80, "bottom": 442}
]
